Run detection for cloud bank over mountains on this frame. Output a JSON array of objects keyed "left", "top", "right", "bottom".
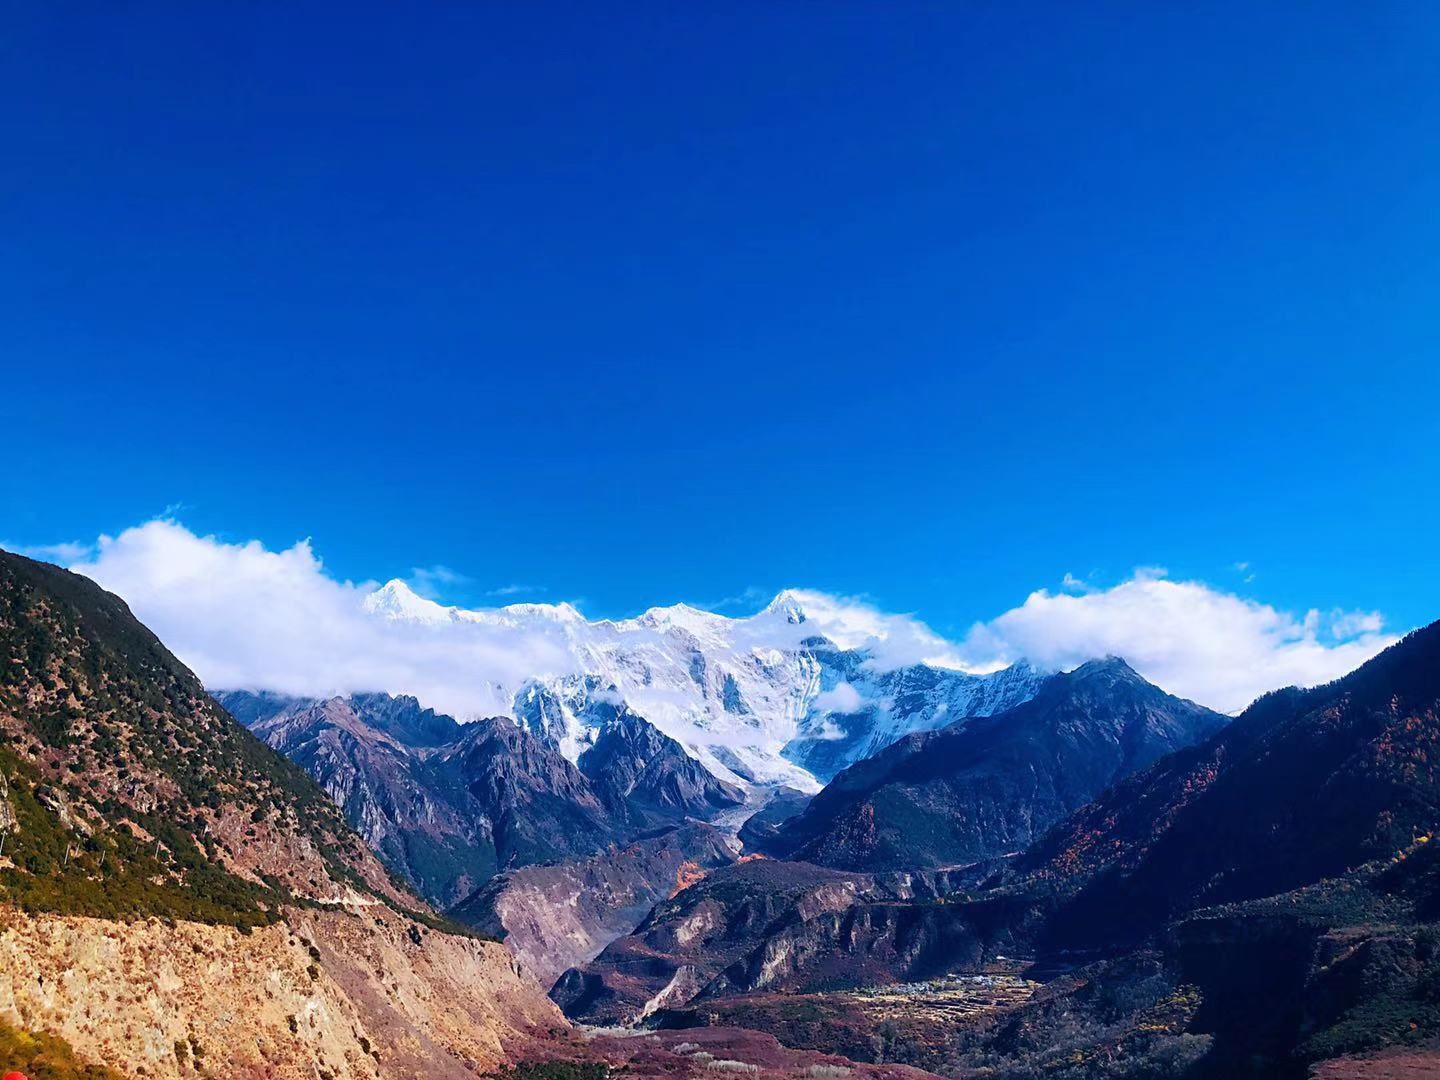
[
  {"left": 13, "top": 519, "right": 1399, "bottom": 717},
  {"left": 958, "top": 572, "right": 1395, "bottom": 714}
]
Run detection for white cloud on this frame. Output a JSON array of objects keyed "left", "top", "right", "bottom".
[
  {"left": 958, "top": 568, "right": 1399, "bottom": 713},
  {"left": 758, "top": 588, "right": 970, "bottom": 671},
  {"left": 811, "top": 681, "right": 867, "bottom": 715},
  {"left": 21, "top": 520, "right": 1406, "bottom": 723},
  {"left": 1328, "top": 609, "right": 1384, "bottom": 640},
  {"left": 65, "top": 521, "right": 573, "bottom": 720}
]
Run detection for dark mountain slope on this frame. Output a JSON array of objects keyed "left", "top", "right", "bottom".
[
  {"left": 208, "top": 687, "right": 309, "bottom": 728},
  {"left": 437, "top": 716, "right": 623, "bottom": 869},
  {"left": 579, "top": 709, "right": 745, "bottom": 822},
  {"left": 232, "top": 691, "right": 623, "bottom": 903},
  {"left": 737, "top": 786, "right": 813, "bottom": 852},
  {"left": 1021, "top": 620, "right": 1440, "bottom": 951},
  {"left": 214, "top": 688, "right": 463, "bottom": 754},
  {"left": 768, "top": 658, "right": 1226, "bottom": 870},
  {"left": 347, "top": 691, "right": 463, "bottom": 748}
]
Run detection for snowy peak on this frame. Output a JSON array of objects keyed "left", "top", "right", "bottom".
[
  {"left": 364, "top": 579, "right": 452, "bottom": 624},
  {"left": 625, "top": 601, "right": 731, "bottom": 639},
  {"left": 364, "top": 579, "right": 585, "bottom": 628},
  {"left": 762, "top": 590, "right": 809, "bottom": 625}
]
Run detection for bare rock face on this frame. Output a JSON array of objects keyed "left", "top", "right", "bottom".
[
  {"left": 244, "top": 696, "right": 502, "bottom": 907},
  {"left": 0, "top": 904, "right": 562, "bottom": 1080},
  {"left": 451, "top": 821, "right": 739, "bottom": 986},
  {"left": 33, "top": 784, "right": 92, "bottom": 838},
  {"left": 437, "top": 716, "right": 624, "bottom": 870},
  {"left": 0, "top": 772, "right": 17, "bottom": 836},
  {"left": 552, "top": 855, "right": 1024, "bottom": 1027}
]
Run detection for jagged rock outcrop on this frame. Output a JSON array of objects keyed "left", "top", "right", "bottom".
[
  {"left": 0, "top": 772, "right": 17, "bottom": 837},
  {"left": 346, "top": 691, "right": 463, "bottom": 748},
  {"left": 437, "top": 715, "right": 624, "bottom": 870}
]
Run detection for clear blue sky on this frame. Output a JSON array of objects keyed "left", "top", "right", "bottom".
[{"left": 4, "top": 3, "right": 1438, "bottom": 635}]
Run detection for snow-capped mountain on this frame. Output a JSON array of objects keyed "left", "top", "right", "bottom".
[
  {"left": 357, "top": 581, "right": 1046, "bottom": 791},
  {"left": 783, "top": 645, "right": 1047, "bottom": 781}
]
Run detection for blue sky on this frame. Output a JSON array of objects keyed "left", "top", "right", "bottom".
[{"left": 4, "top": 3, "right": 1439, "bottom": 639}]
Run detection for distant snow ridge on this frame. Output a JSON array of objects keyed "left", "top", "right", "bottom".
[{"left": 363, "top": 581, "right": 1045, "bottom": 791}]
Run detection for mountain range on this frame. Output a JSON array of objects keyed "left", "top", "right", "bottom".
[
  {"left": 356, "top": 579, "right": 1049, "bottom": 789},
  {"left": 214, "top": 656, "right": 1217, "bottom": 983},
  {"left": 555, "top": 660, "right": 1226, "bottom": 1023},
  {"left": 8, "top": 545, "right": 1440, "bottom": 1079},
  {"left": 559, "top": 621, "right": 1440, "bottom": 1077}
]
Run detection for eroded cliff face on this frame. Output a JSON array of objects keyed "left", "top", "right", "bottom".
[
  {"left": 0, "top": 904, "right": 564, "bottom": 1080},
  {"left": 452, "top": 822, "right": 738, "bottom": 987}
]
